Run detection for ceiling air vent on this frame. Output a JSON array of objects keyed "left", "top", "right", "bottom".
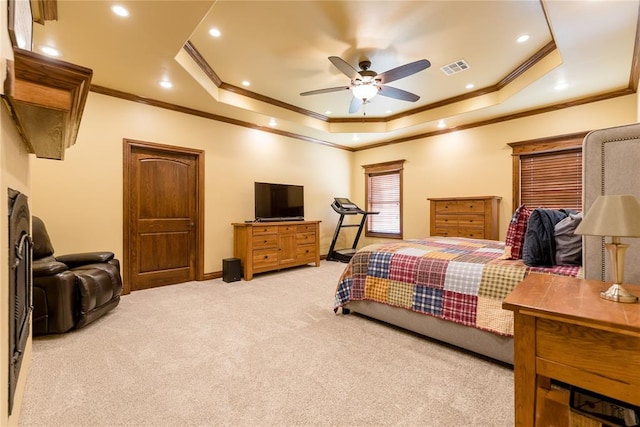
[{"left": 440, "top": 59, "right": 470, "bottom": 76}]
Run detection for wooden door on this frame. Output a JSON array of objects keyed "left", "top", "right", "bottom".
[{"left": 123, "top": 140, "right": 204, "bottom": 293}]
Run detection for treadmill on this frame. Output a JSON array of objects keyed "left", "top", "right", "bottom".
[{"left": 327, "top": 198, "right": 378, "bottom": 263}]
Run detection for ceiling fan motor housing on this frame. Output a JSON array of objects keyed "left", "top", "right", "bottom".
[{"left": 357, "top": 62, "right": 378, "bottom": 84}]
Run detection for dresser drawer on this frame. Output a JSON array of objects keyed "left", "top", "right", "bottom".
[
  {"left": 297, "top": 224, "right": 316, "bottom": 233},
  {"left": 434, "top": 200, "right": 459, "bottom": 213},
  {"left": 458, "top": 229, "right": 485, "bottom": 239},
  {"left": 253, "top": 249, "right": 279, "bottom": 269},
  {"left": 252, "top": 225, "right": 278, "bottom": 235},
  {"left": 434, "top": 228, "right": 459, "bottom": 237},
  {"left": 434, "top": 215, "right": 458, "bottom": 228},
  {"left": 296, "top": 232, "right": 316, "bottom": 245},
  {"left": 457, "top": 200, "right": 485, "bottom": 213},
  {"left": 278, "top": 225, "right": 297, "bottom": 233},
  {"left": 535, "top": 317, "right": 640, "bottom": 404},
  {"left": 252, "top": 235, "right": 277, "bottom": 249},
  {"left": 457, "top": 214, "right": 485, "bottom": 228},
  {"left": 296, "top": 245, "right": 317, "bottom": 262}
]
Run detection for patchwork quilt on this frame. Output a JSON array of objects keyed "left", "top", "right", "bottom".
[{"left": 333, "top": 237, "right": 582, "bottom": 337}]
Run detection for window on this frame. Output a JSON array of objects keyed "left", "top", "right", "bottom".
[
  {"left": 509, "top": 132, "right": 587, "bottom": 210},
  {"left": 363, "top": 160, "right": 404, "bottom": 238},
  {"left": 520, "top": 149, "right": 582, "bottom": 210}
]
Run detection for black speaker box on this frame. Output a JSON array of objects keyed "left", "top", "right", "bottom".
[{"left": 222, "top": 258, "right": 242, "bottom": 283}]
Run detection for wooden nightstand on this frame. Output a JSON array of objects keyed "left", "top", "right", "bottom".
[{"left": 503, "top": 273, "right": 640, "bottom": 426}]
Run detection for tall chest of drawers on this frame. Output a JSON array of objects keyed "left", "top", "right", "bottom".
[
  {"left": 428, "top": 196, "right": 501, "bottom": 240},
  {"left": 232, "top": 221, "right": 321, "bottom": 280}
]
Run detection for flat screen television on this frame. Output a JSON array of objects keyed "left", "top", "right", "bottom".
[{"left": 254, "top": 182, "right": 304, "bottom": 221}]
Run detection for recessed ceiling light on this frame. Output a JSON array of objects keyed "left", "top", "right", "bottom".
[
  {"left": 268, "top": 119, "right": 277, "bottom": 127},
  {"left": 242, "top": 80, "right": 250, "bottom": 87},
  {"left": 159, "top": 80, "right": 173, "bottom": 89},
  {"left": 352, "top": 135, "right": 359, "bottom": 141},
  {"left": 111, "top": 5, "right": 129, "bottom": 17},
  {"left": 386, "top": 110, "right": 392, "bottom": 114},
  {"left": 437, "top": 120, "right": 446, "bottom": 129},
  {"left": 555, "top": 82, "right": 568, "bottom": 91},
  {"left": 465, "top": 83, "right": 475, "bottom": 90},
  {"left": 209, "top": 28, "right": 221, "bottom": 38},
  {"left": 40, "top": 46, "right": 60, "bottom": 57},
  {"left": 517, "top": 34, "right": 530, "bottom": 43},
  {"left": 325, "top": 110, "right": 332, "bottom": 115}
]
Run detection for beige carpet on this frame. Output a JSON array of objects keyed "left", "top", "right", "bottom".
[{"left": 19, "top": 261, "right": 513, "bottom": 426}]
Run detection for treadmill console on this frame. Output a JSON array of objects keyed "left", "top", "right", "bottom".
[{"left": 333, "top": 197, "right": 360, "bottom": 211}]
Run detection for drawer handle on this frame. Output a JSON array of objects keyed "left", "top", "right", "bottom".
[
  {"left": 264, "top": 255, "right": 269, "bottom": 259},
  {"left": 264, "top": 240, "right": 268, "bottom": 243}
]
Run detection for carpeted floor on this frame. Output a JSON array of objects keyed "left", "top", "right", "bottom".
[{"left": 19, "top": 261, "right": 513, "bottom": 426}]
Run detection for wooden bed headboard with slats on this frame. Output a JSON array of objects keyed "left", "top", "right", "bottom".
[{"left": 583, "top": 122, "right": 640, "bottom": 284}]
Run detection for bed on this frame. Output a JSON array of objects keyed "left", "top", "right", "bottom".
[
  {"left": 333, "top": 122, "right": 640, "bottom": 365},
  {"left": 333, "top": 237, "right": 581, "bottom": 364}
]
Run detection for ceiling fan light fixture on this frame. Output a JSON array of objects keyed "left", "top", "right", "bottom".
[{"left": 352, "top": 84, "right": 378, "bottom": 100}]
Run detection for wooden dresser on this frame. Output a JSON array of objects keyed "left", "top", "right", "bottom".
[
  {"left": 503, "top": 273, "right": 640, "bottom": 426},
  {"left": 232, "top": 221, "right": 321, "bottom": 280},
  {"left": 428, "top": 196, "right": 501, "bottom": 240}
]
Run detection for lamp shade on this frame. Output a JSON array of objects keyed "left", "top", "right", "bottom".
[
  {"left": 352, "top": 84, "right": 378, "bottom": 100},
  {"left": 575, "top": 194, "right": 640, "bottom": 237}
]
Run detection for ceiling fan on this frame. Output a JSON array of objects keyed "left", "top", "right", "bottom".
[{"left": 300, "top": 56, "right": 431, "bottom": 114}]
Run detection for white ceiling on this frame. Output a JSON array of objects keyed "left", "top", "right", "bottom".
[{"left": 31, "top": 0, "right": 639, "bottom": 150}]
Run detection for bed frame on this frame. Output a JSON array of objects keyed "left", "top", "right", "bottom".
[
  {"left": 343, "top": 301, "right": 514, "bottom": 364},
  {"left": 344, "top": 122, "right": 640, "bottom": 366}
]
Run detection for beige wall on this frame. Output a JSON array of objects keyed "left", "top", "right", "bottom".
[
  {"left": 1, "top": 101, "right": 33, "bottom": 426},
  {"left": 31, "top": 93, "right": 638, "bottom": 275},
  {"left": 351, "top": 95, "right": 637, "bottom": 247},
  {"left": 31, "top": 92, "right": 353, "bottom": 274},
  {"left": 1, "top": 0, "right": 33, "bottom": 423}
]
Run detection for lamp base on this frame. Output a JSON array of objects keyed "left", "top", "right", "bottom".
[{"left": 599, "top": 284, "right": 639, "bottom": 303}]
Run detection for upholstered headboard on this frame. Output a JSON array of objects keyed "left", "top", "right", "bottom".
[{"left": 583, "top": 122, "right": 640, "bottom": 283}]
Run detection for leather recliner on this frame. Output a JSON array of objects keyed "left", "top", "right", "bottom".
[{"left": 31, "top": 216, "right": 123, "bottom": 335}]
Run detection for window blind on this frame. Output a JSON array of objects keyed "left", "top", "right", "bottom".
[
  {"left": 520, "top": 148, "right": 582, "bottom": 210},
  {"left": 368, "top": 171, "right": 401, "bottom": 234}
]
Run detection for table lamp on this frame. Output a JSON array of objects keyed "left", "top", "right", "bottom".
[{"left": 575, "top": 194, "right": 640, "bottom": 303}]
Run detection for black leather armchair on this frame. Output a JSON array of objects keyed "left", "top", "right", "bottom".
[{"left": 32, "top": 216, "right": 123, "bottom": 335}]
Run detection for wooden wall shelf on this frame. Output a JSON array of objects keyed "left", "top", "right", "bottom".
[{"left": 2, "top": 48, "right": 92, "bottom": 160}]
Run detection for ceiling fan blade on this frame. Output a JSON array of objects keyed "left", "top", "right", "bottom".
[
  {"left": 377, "top": 59, "right": 431, "bottom": 84},
  {"left": 300, "top": 86, "right": 351, "bottom": 96},
  {"left": 329, "top": 56, "right": 362, "bottom": 80},
  {"left": 378, "top": 85, "right": 421, "bottom": 102},
  {"left": 349, "top": 97, "right": 363, "bottom": 114}
]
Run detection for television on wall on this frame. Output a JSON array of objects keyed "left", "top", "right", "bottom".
[{"left": 254, "top": 182, "right": 304, "bottom": 222}]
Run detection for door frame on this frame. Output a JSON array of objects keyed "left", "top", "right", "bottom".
[{"left": 123, "top": 139, "right": 205, "bottom": 294}]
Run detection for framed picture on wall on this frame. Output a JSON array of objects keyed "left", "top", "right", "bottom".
[{"left": 7, "top": 0, "right": 33, "bottom": 51}]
